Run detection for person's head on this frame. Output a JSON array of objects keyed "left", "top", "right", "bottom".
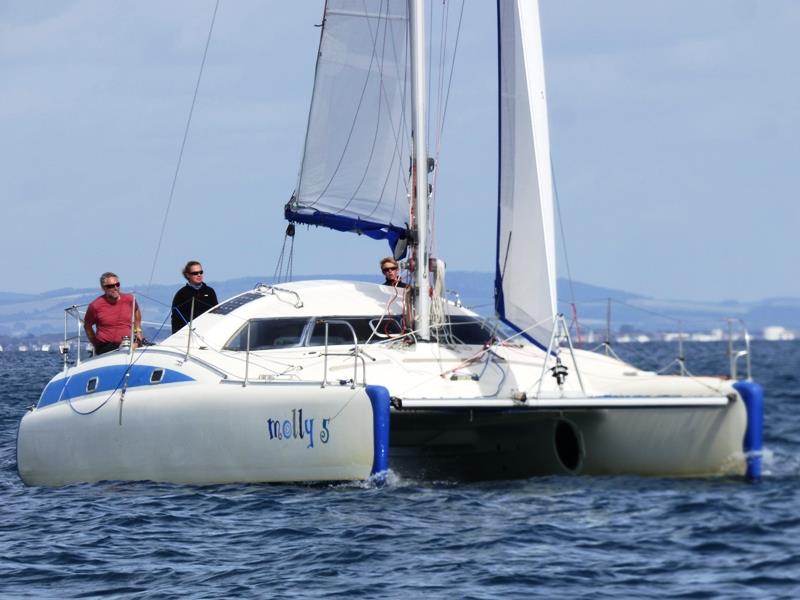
[
  {"left": 183, "top": 261, "right": 205, "bottom": 284},
  {"left": 380, "top": 257, "right": 400, "bottom": 283},
  {"left": 99, "top": 271, "right": 121, "bottom": 302}
]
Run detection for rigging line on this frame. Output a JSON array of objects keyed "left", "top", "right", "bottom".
[
  {"left": 434, "top": 0, "right": 449, "bottom": 147},
  {"left": 426, "top": 0, "right": 433, "bottom": 141},
  {"left": 430, "top": 0, "right": 465, "bottom": 252},
  {"left": 67, "top": 311, "right": 172, "bottom": 416},
  {"left": 609, "top": 298, "right": 683, "bottom": 323},
  {"left": 434, "top": 0, "right": 465, "bottom": 148},
  {"left": 274, "top": 234, "right": 288, "bottom": 282},
  {"left": 552, "top": 164, "right": 577, "bottom": 309},
  {"left": 426, "top": 0, "right": 446, "bottom": 150},
  {"left": 287, "top": 234, "right": 295, "bottom": 282},
  {"left": 429, "top": 0, "right": 449, "bottom": 253},
  {"left": 146, "top": 0, "right": 220, "bottom": 291}
]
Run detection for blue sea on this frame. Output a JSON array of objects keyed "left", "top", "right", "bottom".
[{"left": 1, "top": 342, "right": 799, "bottom": 598}]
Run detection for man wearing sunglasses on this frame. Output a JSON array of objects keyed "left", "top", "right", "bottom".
[
  {"left": 380, "top": 257, "right": 407, "bottom": 288},
  {"left": 170, "top": 260, "right": 219, "bottom": 333},
  {"left": 84, "top": 272, "right": 143, "bottom": 355}
]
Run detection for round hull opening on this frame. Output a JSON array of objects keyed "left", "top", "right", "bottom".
[{"left": 554, "top": 419, "right": 582, "bottom": 473}]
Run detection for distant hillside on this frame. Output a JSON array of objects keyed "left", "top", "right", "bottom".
[{"left": 0, "top": 273, "right": 797, "bottom": 339}]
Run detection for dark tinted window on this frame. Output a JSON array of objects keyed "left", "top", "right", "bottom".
[
  {"left": 309, "top": 322, "right": 356, "bottom": 346},
  {"left": 436, "top": 316, "right": 497, "bottom": 345},
  {"left": 225, "top": 318, "right": 310, "bottom": 351},
  {"left": 211, "top": 292, "right": 261, "bottom": 316},
  {"left": 309, "top": 317, "right": 402, "bottom": 345}
]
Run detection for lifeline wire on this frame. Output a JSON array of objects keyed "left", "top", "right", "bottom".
[{"left": 65, "top": 310, "right": 172, "bottom": 416}]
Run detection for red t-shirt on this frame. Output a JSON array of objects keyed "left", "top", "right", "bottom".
[{"left": 84, "top": 293, "right": 138, "bottom": 344}]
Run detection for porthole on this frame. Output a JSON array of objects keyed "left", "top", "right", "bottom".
[
  {"left": 150, "top": 369, "right": 165, "bottom": 384},
  {"left": 86, "top": 377, "right": 98, "bottom": 393}
]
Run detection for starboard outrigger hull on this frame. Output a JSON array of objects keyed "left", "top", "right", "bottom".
[
  {"left": 18, "top": 381, "right": 384, "bottom": 487},
  {"left": 389, "top": 397, "right": 748, "bottom": 481}
]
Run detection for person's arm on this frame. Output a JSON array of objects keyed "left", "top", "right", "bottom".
[
  {"left": 171, "top": 289, "right": 184, "bottom": 334},
  {"left": 133, "top": 301, "right": 143, "bottom": 343},
  {"left": 208, "top": 287, "right": 219, "bottom": 308},
  {"left": 84, "top": 306, "right": 98, "bottom": 348}
]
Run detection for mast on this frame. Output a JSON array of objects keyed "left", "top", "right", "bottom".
[{"left": 408, "top": 0, "right": 431, "bottom": 340}]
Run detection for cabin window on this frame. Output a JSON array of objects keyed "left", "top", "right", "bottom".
[
  {"left": 150, "top": 369, "right": 165, "bottom": 384},
  {"left": 86, "top": 377, "right": 98, "bottom": 393},
  {"left": 308, "top": 321, "right": 352, "bottom": 346},
  {"left": 308, "top": 316, "right": 403, "bottom": 345},
  {"left": 435, "top": 316, "right": 497, "bottom": 345},
  {"left": 224, "top": 318, "right": 310, "bottom": 351},
  {"left": 368, "top": 316, "right": 404, "bottom": 339}
]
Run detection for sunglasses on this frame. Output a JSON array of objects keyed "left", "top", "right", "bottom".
[
  {"left": 188, "top": 270, "right": 204, "bottom": 276},
  {"left": 382, "top": 266, "right": 398, "bottom": 273},
  {"left": 103, "top": 282, "right": 121, "bottom": 289}
]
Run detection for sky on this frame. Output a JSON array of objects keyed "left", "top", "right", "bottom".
[{"left": 1, "top": 0, "right": 798, "bottom": 302}]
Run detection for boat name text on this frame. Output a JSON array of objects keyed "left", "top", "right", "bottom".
[{"left": 266, "top": 409, "right": 330, "bottom": 448}]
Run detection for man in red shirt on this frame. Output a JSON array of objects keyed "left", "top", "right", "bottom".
[{"left": 84, "top": 272, "right": 143, "bottom": 355}]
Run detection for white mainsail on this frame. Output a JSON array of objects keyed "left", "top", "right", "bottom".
[
  {"left": 495, "top": 0, "right": 557, "bottom": 348},
  {"left": 287, "top": 0, "right": 412, "bottom": 250}
]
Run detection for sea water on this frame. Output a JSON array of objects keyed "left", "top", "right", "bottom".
[{"left": 1, "top": 342, "right": 799, "bottom": 598}]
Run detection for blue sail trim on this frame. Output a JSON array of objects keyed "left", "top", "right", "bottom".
[{"left": 285, "top": 206, "right": 407, "bottom": 253}]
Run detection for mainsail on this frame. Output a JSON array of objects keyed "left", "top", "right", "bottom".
[
  {"left": 286, "top": 0, "right": 412, "bottom": 251},
  {"left": 495, "top": 0, "right": 557, "bottom": 348},
  {"left": 288, "top": 0, "right": 557, "bottom": 345}
]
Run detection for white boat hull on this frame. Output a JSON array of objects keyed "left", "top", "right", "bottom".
[
  {"left": 18, "top": 383, "right": 377, "bottom": 486},
  {"left": 388, "top": 398, "right": 746, "bottom": 480},
  {"left": 17, "top": 281, "right": 756, "bottom": 486}
]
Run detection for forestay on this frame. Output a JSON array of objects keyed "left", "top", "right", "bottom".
[
  {"left": 287, "top": 0, "right": 412, "bottom": 250},
  {"left": 494, "top": 0, "right": 557, "bottom": 349}
]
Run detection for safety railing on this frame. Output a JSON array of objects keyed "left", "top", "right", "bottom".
[
  {"left": 254, "top": 283, "right": 304, "bottom": 308},
  {"left": 581, "top": 297, "right": 756, "bottom": 380},
  {"left": 318, "top": 319, "right": 366, "bottom": 389},
  {"left": 727, "top": 319, "right": 752, "bottom": 381},
  {"left": 239, "top": 318, "right": 366, "bottom": 389},
  {"left": 62, "top": 304, "right": 88, "bottom": 372}
]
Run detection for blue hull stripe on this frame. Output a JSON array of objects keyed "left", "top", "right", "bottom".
[{"left": 37, "top": 365, "right": 195, "bottom": 409}]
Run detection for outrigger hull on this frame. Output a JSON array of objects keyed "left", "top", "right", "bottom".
[
  {"left": 17, "top": 384, "right": 378, "bottom": 487},
  {"left": 390, "top": 399, "right": 747, "bottom": 481}
]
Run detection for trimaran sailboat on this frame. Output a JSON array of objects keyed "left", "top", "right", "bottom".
[{"left": 18, "top": 0, "right": 763, "bottom": 486}]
